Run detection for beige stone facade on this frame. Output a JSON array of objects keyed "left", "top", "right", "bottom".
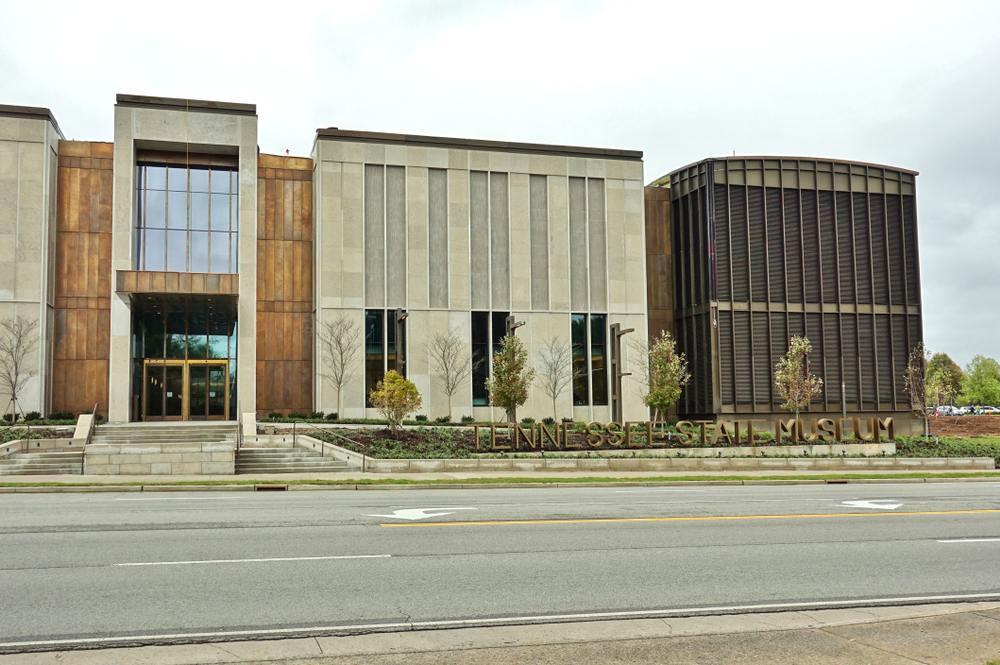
[
  {"left": 312, "top": 131, "right": 650, "bottom": 423},
  {"left": 0, "top": 106, "right": 63, "bottom": 415}
]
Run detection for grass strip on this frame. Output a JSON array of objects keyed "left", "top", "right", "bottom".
[{"left": 2, "top": 471, "right": 1000, "bottom": 488}]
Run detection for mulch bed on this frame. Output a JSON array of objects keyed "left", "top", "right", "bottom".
[{"left": 928, "top": 415, "right": 1000, "bottom": 437}]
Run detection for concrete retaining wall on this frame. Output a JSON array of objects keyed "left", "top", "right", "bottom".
[
  {"left": 0, "top": 438, "right": 84, "bottom": 458},
  {"left": 85, "top": 442, "right": 234, "bottom": 475},
  {"left": 473, "top": 443, "right": 898, "bottom": 458},
  {"left": 362, "top": 456, "right": 995, "bottom": 473}
]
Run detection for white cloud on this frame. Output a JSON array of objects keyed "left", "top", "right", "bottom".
[{"left": 3, "top": 0, "right": 998, "bottom": 363}]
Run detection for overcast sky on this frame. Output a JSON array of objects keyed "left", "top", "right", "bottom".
[{"left": 3, "top": 0, "right": 998, "bottom": 368}]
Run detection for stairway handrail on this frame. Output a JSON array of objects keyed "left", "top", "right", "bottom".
[
  {"left": 82, "top": 402, "right": 98, "bottom": 475},
  {"left": 276, "top": 420, "right": 368, "bottom": 473},
  {"left": 235, "top": 402, "right": 243, "bottom": 475}
]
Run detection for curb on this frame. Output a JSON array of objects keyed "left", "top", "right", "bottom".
[{"left": 2, "top": 477, "right": 1000, "bottom": 493}]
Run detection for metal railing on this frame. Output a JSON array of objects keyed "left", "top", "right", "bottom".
[
  {"left": 82, "top": 402, "right": 98, "bottom": 475},
  {"left": 274, "top": 420, "right": 369, "bottom": 472},
  {"left": 234, "top": 402, "right": 242, "bottom": 475}
]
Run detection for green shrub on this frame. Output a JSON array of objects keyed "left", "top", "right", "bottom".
[
  {"left": 24, "top": 411, "right": 41, "bottom": 422},
  {"left": 2, "top": 413, "right": 19, "bottom": 423},
  {"left": 520, "top": 416, "right": 535, "bottom": 425},
  {"left": 287, "top": 412, "right": 308, "bottom": 420},
  {"left": 435, "top": 415, "right": 451, "bottom": 424},
  {"left": 309, "top": 411, "right": 325, "bottom": 420},
  {"left": 326, "top": 412, "right": 339, "bottom": 421},
  {"left": 542, "top": 417, "right": 556, "bottom": 426},
  {"left": 48, "top": 411, "right": 75, "bottom": 421},
  {"left": 561, "top": 417, "right": 574, "bottom": 423},
  {"left": 460, "top": 415, "right": 475, "bottom": 424},
  {"left": 895, "top": 436, "right": 1000, "bottom": 465},
  {"left": 415, "top": 414, "right": 429, "bottom": 422}
]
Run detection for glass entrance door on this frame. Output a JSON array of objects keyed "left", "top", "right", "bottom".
[
  {"left": 187, "top": 363, "right": 228, "bottom": 420},
  {"left": 143, "top": 360, "right": 229, "bottom": 421}
]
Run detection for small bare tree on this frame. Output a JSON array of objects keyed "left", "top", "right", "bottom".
[
  {"left": 317, "top": 313, "right": 360, "bottom": 417},
  {"left": 537, "top": 338, "right": 577, "bottom": 421},
  {"left": 0, "top": 315, "right": 38, "bottom": 421},
  {"left": 774, "top": 335, "right": 823, "bottom": 421},
  {"left": 905, "top": 342, "right": 929, "bottom": 439},
  {"left": 428, "top": 329, "right": 472, "bottom": 421}
]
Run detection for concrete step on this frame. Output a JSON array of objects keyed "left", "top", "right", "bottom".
[
  {"left": 0, "top": 468, "right": 82, "bottom": 475},
  {"left": 236, "top": 447, "right": 355, "bottom": 474},
  {"left": 91, "top": 423, "right": 238, "bottom": 449},
  {"left": 90, "top": 435, "right": 236, "bottom": 443},
  {"left": 0, "top": 450, "right": 83, "bottom": 475}
]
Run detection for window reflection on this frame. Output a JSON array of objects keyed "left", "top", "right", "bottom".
[
  {"left": 189, "top": 168, "right": 209, "bottom": 193},
  {"left": 166, "top": 230, "right": 187, "bottom": 271},
  {"left": 145, "top": 229, "right": 165, "bottom": 271},
  {"left": 190, "top": 193, "right": 209, "bottom": 230},
  {"left": 167, "top": 192, "right": 187, "bottom": 229},
  {"left": 211, "top": 194, "right": 229, "bottom": 231},
  {"left": 133, "top": 301, "right": 237, "bottom": 363},
  {"left": 190, "top": 231, "right": 209, "bottom": 272},
  {"left": 210, "top": 232, "right": 229, "bottom": 273},
  {"left": 135, "top": 163, "right": 239, "bottom": 274},
  {"left": 167, "top": 167, "right": 187, "bottom": 192}
]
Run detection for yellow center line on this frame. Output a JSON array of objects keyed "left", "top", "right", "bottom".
[{"left": 381, "top": 509, "right": 1000, "bottom": 527}]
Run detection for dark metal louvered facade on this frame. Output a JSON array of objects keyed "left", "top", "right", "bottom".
[{"left": 660, "top": 157, "right": 922, "bottom": 429}]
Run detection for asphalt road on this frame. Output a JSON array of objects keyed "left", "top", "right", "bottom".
[{"left": 1, "top": 482, "right": 999, "bottom": 652}]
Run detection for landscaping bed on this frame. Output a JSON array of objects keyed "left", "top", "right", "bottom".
[
  {"left": 928, "top": 415, "right": 1000, "bottom": 438},
  {"left": 290, "top": 426, "right": 1000, "bottom": 464},
  {"left": 1, "top": 427, "right": 74, "bottom": 443}
]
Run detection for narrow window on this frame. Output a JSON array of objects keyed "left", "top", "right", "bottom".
[
  {"left": 572, "top": 313, "right": 588, "bottom": 405},
  {"left": 471, "top": 312, "right": 489, "bottom": 406},
  {"left": 591, "top": 314, "right": 608, "bottom": 405},
  {"left": 364, "top": 310, "right": 384, "bottom": 407},
  {"left": 471, "top": 311, "right": 511, "bottom": 407}
]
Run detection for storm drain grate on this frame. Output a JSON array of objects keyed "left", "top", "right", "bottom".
[{"left": 254, "top": 484, "right": 288, "bottom": 491}]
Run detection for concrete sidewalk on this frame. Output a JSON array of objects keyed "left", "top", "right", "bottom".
[
  {"left": 1, "top": 467, "right": 1000, "bottom": 491},
  {"left": 3, "top": 602, "right": 999, "bottom": 664}
]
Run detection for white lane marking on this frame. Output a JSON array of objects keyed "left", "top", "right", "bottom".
[
  {"left": 4, "top": 592, "right": 1000, "bottom": 650},
  {"left": 370, "top": 508, "right": 477, "bottom": 521},
  {"left": 615, "top": 489, "right": 708, "bottom": 493},
  {"left": 938, "top": 538, "right": 1000, "bottom": 543},
  {"left": 842, "top": 500, "right": 902, "bottom": 510},
  {"left": 115, "top": 497, "right": 245, "bottom": 501},
  {"left": 116, "top": 554, "right": 390, "bottom": 567}
]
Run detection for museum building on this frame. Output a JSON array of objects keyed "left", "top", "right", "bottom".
[
  {"left": 0, "top": 96, "right": 922, "bottom": 429},
  {"left": 644, "top": 158, "right": 922, "bottom": 427},
  {"left": 0, "top": 95, "right": 649, "bottom": 424}
]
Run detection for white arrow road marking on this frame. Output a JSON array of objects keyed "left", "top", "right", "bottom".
[
  {"left": 369, "top": 507, "right": 477, "bottom": 521},
  {"left": 841, "top": 500, "right": 902, "bottom": 510},
  {"left": 938, "top": 538, "right": 1000, "bottom": 543},
  {"left": 117, "top": 554, "right": 390, "bottom": 567}
]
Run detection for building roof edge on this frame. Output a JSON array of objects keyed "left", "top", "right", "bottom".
[
  {"left": 658, "top": 156, "right": 919, "bottom": 181},
  {"left": 314, "top": 128, "right": 643, "bottom": 161},
  {"left": 115, "top": 94, "right": 256, "bottom": 116},
  {"left": 0, "top": 104, "right": 64, "bottom": 139}
]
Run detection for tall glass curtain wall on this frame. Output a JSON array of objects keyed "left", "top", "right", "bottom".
[
  {"left": 670, "top": 163, "right": 921, "bottom": 414},
  {"left": 135, "top": 164, "right": 239, "bottom": 273},
  {"left": 132, "top": 303, "right": 238, "bottom": 419},
  {"left": 469, "top": 312, "right": 607, "bottom": 408},
  {"left": 365, "top": 310, "right": 404, "bottom": 407}
]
